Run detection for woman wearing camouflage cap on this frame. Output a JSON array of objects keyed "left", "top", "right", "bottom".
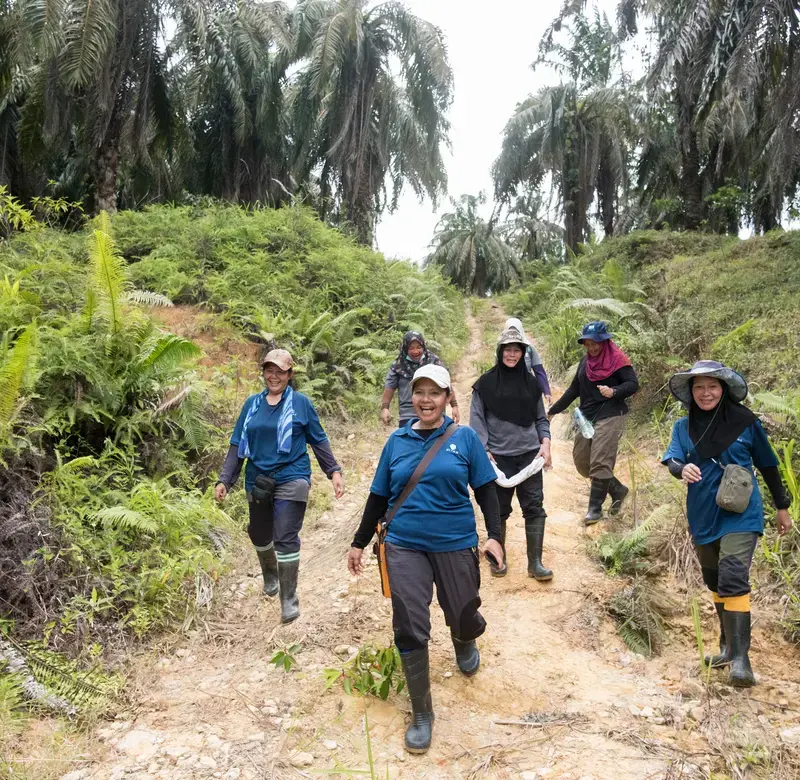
[{"left": 215, "top": 349, "right": 344, "bottom": 624}]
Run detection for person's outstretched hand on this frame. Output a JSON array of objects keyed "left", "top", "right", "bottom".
[
  {"left": 347, "top": 546, "right": 365, "bottom": 577},
  {"left": 332, "top": 471, "right": 345, "bottom": 499},
  {"left": 777, "top": 509, "right": 792, "bottom": 536}
]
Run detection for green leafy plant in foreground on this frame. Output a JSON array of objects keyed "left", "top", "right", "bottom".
[
  {"left": 270, "top": 644, "right": 302, "bottom": 672},
  {"left": 324, "top": 643, "right": 404, "bottom": 700}
]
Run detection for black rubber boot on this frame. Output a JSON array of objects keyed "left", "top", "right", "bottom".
[
  {"left": 608, "top": 477, "right": 630, "bottom": 516},
  {"left": 525, "top": 515, "right": 553, "bottom": 581},
  {"left": 277, "top": 558, "right": 300, "bottom": 624},
  {"left": 451, "top": 636, "right": 480, "bottom": 676},
  {"left": 255, "top": 545, "right": 279, "bottom": 597},
  {"left": 584, "top": 479, "right": 609, "bottom": 526},
  {"left": 399, "top": 647, "right": 434, "bottom": 753},
  {"left": 705, "top": 602, "right": 729, "bottom": 668},
  {"left": 490, "top": 518, "right": 508, "bottom": 577},
  {"left": 723, "top": 610, "right": 755, "bottom": 688}
]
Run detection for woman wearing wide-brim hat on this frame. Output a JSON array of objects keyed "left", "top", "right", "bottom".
[
  {"left": 662, "top": 360, "right": 791, "bottom": 687},
  {"left": 548, "top": 321, "right": 639, "bottom": 524},
  {"left": 215, "top": 349, "right": 345, "bottom": 623}
]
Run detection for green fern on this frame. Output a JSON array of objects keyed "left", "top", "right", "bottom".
[
  {"left": 88, "top": 212, "right": 128, "bottom": 335},
  {"left": 597, "top": 504, "right": 674, "bottom": 575},
  {"left": 95, "top": 506, "right": 159, "bottom": 535},
  {"left": 0, "top": 666, "right": 26, "bottom": 744},
  {"left": 0, "top": 324, "right": 37, "bottom": 429},
  {"left": 607, "top": 580, "right": 674, "bottom": 657}
]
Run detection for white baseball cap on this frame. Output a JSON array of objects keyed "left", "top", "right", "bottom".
[{"left": 411, "top": 364, "right": 451, "bottom": 390}]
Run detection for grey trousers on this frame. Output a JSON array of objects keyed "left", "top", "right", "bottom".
[
  {"left": 572, "top": 413, "right": 626, "bottom": 480},
  {"left": 385, "top": 542, "right": 485, "bottom": 651}
]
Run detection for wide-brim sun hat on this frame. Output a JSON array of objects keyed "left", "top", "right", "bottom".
[
  {"left": 411, "top": 364, "right": 451, "bottom": 390},
  {"left": 668, "top": 360, "right": 748, "bottom": 406},
  {"left": 261, "top": 348, "right": 294, "bottom": 371},
  {"left": 497, "top": 325, "right": 527, "bottom": 347}
]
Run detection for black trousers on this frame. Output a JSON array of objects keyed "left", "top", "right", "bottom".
[
  {"left": 493, "top": 450, "right": 547, "bottom": 523},
  {"left": 247, "top": 497, "right": 306, "bottom": 554},
  {"left": 385, "top": 542, "right": 485, "bottom": 651}
]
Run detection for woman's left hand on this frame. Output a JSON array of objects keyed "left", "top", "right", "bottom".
[
  {"left": 332, "top": 471, "right": 345, "bottom": 499},
  {"left": 777, "top": 509, "right": 793, "bottom": 536},
  {"left": 540, "top": 439, "right": 553, "bottom": 470},
  {"left": 597, "top": 385, "right": 615, "bottom": 399},
  {"left": 450, "top": 404, "right": 461, "bottom": 424},
  {"left": 483, "top": 538, "right": 504, "bottom": 567}
]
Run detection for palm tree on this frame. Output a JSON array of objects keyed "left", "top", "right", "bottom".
[
  {"left": 493, "top": 83, "right": 630, "bottom": 256},
  {"left": 425, "top": 193, "right": 520, "bottom": 297},
  {"left": 498, "top": 190, "right": 563, "bottom": 265},
  {"left": 289, "top": 0, "right": 453, "bottom": 245}
]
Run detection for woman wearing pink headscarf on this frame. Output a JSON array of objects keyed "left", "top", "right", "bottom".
[{"left": 548, "top": 322, "right": 639, "bottom": 525}]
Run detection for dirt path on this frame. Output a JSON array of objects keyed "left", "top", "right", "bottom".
[{"left": 70, "top": 303, "right": 800, "bottom": 780}]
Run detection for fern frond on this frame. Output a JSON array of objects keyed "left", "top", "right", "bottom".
[
  {"left": 125, "top": 290, "right": 174, "bottom": 308},
  {"left": 0, "top": 323, "right": 38, "bottom": 430},
  {"left": 88, "top": 212, "right": 127, "bottom": 335},
  {"left": 95, "top": 506, "right": 158, "bottom": 535},
  {"left": 137, "top": 335, "right": 201, "bottom": 372}
]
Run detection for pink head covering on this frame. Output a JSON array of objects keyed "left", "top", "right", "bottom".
[{"left": 584, "top": 340, "right": 631, "bottom": 382}]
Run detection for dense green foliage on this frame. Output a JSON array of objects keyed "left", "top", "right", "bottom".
[
  {"left": 0, "top": 198, "right": 465, "bottom": 724},
  {"left": 493, "top": 2, "right": 800, "bottom": 254},
  {"left": 0, "top": 0, "right": 451, "bottom": 245}
]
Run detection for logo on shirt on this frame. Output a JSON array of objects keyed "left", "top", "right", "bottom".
[{"left": 447, "top": 443, "right": 460, "bottom": 455}]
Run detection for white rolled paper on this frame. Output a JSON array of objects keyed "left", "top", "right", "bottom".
[{"left": 492, "top": 456, "right": 545, "bottom": 488}]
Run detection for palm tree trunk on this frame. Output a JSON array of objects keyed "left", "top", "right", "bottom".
[
  {"left": 676, "top": 71, "right": 704, "bottom": 230},
  {"left": 93, "top": 141, "right": 119, "bottom": 214}
]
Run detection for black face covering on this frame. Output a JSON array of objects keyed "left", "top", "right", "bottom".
[
  {"left": 688, "top": 384, "right": 756, "bottom": 460},
  {"left": 472, "top": 343, "right": 541, "bottom": 427}
]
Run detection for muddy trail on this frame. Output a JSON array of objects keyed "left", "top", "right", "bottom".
[{"left": 65, "top": 304, "right": 800, "bottom": 780}]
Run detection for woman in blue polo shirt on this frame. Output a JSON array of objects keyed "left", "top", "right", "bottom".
[
  {"left": 215, "top": 349, "right": 344, "bottom": 624},
  {"left": 662, "top": 361, "right": 791, "bottom": 687},
  {"left": 348, "top": 364, "right": 503, "bottom": 754}
]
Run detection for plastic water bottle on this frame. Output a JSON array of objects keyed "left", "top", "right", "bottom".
[{"left": 573, "top": 408, "right": 595, "bottom": 439}]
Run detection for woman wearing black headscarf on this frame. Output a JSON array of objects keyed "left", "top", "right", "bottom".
[
  {"left": 470, "top": 324, "right": 553, "bottom": 579},
  {"left": 662, "top": 361, "right": 792, "bottom": 687},
  {"left": 381, "top": 331, "right": 460, "bottom": 427}
]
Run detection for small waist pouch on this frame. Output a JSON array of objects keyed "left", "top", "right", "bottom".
[
  {"left": 715, "top": 464, "right": 753, "bottom": 513},
  {"left": 250, "top": 474, "right": 277, "bottom": 504}
]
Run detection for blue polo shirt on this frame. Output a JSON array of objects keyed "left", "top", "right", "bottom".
[
  {"left": 371, "top": 418, "right": 497, "bottom": 553},
  {"left": 231, "top": 390, "right": 329, "bottom": 491},
  {"left": 662, "top": 418, "right": 779, "bottom": 545}
]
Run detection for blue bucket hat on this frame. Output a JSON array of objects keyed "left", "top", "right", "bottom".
[
  {"left": 668, "top": 360, "right": 748, "bottom": 406},
  {"left": 577, "top": 321, "right": 613, "bottom": 344}
]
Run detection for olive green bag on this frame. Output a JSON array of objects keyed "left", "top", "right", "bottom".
[{"left": 714, "top": 462, "right": 754, "bottom": 513}]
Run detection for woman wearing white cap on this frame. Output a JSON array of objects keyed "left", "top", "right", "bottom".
[
  {"left": 662, "top": 360, "right": 791, "bottom": 687},
  {"left": 347, "top": 364, "right": 503, "bottom": 754},
  {"left": 215, "top": 349, "right": 344, "bottom": 623}
]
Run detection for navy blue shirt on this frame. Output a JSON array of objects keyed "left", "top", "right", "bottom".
[
  {"left": 371, "top": 418, "right": 497, "bottom": 553},
  {"left": 231, "top": 390, "right": 330, "bottom": 491},
  {"left": 662, "top": 418, "right": 779, "bottom": 545}
]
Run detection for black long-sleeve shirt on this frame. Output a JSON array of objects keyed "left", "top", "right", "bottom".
[
  {"left": 351, "top": 482, "right": 502, "bottom": 549},
  {"left": 548, "top": 357, "right": 639, "bottom": 422}
]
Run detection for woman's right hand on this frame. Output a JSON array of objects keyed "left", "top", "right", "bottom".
[
  {"left": 380, "top": 408, "right": 391, "bottom": 426},
  {"left": 214, "top": 482, "right": 227, "bottom": 502},
  {"left": 347, "top": 546, "right": 365, "bottom": 577},
  {"left": 682, "top": 464, "right": 702, "bottom": 484}
]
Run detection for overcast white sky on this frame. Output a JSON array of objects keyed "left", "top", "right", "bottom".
[{"left": 375, "top": 0, "right": 617, "bottom": 263}]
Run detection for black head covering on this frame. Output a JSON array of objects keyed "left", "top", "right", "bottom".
[
  {"left": 472, "top": 342, "right": 542, "bottom": 427},
  {"left": 687, "top": 381, "right": 756, "bottom": 460},
  {"left": 389, "top": 331, "right": 442, "bottom": 382}
]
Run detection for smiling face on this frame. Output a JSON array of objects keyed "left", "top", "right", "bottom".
[
  {"left": 263, "top": 363, "right": 292, "bottom": 395},
  {"left": 406, "top": 339, "right": 424, "bottom": 361},
  {"left": 582, "top": 338, "right": 604, "bottom": 358},
  {"left": 412, "top": 377, "right": 448, "bottom": 427},
  {"left": 501, "top": 343, "right": 524, "bottom": 368},
  {"left": 692, "top": 376, "right": 724, "bottom": 411}
]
